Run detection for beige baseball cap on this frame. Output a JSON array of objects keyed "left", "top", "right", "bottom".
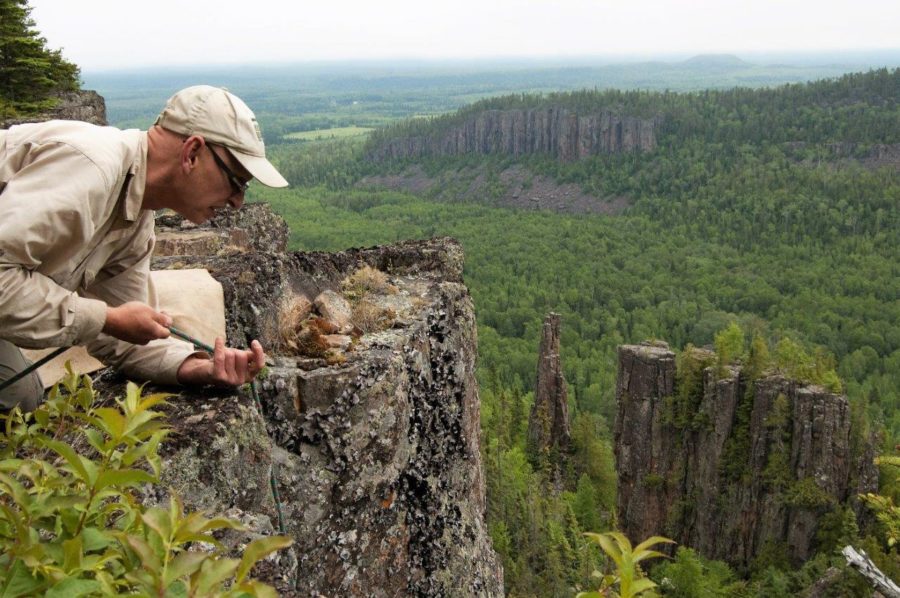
[{"left": 155, "top": 85, "right": 288, "bottom": 188}]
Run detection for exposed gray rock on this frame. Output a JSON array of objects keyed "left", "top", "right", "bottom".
[
  {"left": 314, "top": 290, "right": 353, "bottom": 330},
  {"left": 527, "top": 313, "right": 571, "bottom": 458},
  {"left": 1, "top": 90, "right": 107, "bottom": 128},
  {"left": 95, "top": 209, "right": 503, "bottom": 596},
  {"left": 614, "top": 342, "right": 877, "bottom": 570},
  {"left": 154, "top": 203, "right": 289, "bottom": 257},
  {"left": 324, "top": 334, "right": 352, "bottom": 350}
]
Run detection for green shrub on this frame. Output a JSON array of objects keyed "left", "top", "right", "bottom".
[
  {"left": 651, "top": 546, "right": 745, "bottom": 597},
  {"left": 783, "top": 477, "right": 834, "bottom": 510},
  {"left": 714, "top": 321, "right": 746, "bottom": 375},
  {"left": 0, "top": 366, "right": 292, "bottom": 596},
  {"left": 577, "top": 531, "right": 673, "bottom": 598}
]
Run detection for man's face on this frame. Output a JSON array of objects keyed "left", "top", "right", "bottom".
[{"left": 183, "top": 142, "right": 252, "bottom": 224}]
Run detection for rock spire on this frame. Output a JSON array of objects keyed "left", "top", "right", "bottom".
[{"left": 527, "top": 313, "right": 571, "bottom": 457}]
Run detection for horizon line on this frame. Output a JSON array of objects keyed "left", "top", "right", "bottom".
[{"left": 81, "top": 48, "right": 900, "bottom": 75}]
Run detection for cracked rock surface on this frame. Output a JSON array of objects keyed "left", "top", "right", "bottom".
[
  {"left": 614, "top": 342, "right": 877, "bottom": 569},
  {"left": 94, "top": 207, "right": 503, "bottom": 596}
]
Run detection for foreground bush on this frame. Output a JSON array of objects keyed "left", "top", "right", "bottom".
[
  {"left": 577, "top": 531, "right": 673, "bottom": 598},
  {"left": 0, "top": 367, "right": 291, "bottom": 596}
]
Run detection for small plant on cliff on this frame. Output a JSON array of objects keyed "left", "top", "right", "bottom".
[
  {"left": 577, "top": 531, "right": 674, "bottom": 598},
  {"left": 860, "top": 455, "right": 900, "bottom": 549},
  {"left": 773, "top": 337, "right": 842, "bottom": 393},
  {"left": 341, "top": 265, "right": 397, "bottom": 299},
  {"left": 714, "top": 321, "right": 745, "bottom": 377},
  {"left": 668, "top": 345, "right": 715, "bottom": 430},
  {"left": 0, "top": 367, "right": 292, "bottom": 596}
]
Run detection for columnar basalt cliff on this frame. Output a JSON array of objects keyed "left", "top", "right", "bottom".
[
  {"left": 527, "top": 313, "right": 571, "bottom": 455},
  {"left": 93, "top": 205, "right": 503, "bottom": 596},
  {"left": 614, "top": 342, "right": 878, "bottom": 569},
  {"left": 368, "top": 108, "right": 659, "bottom": 162}
]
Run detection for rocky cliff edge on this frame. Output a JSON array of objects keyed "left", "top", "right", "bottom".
[
  {"left": 614, "top": 342, "right": 878, "bottom": 570},
  {"left": 94, "top": 204, "right": 504, "bottom": 597}
]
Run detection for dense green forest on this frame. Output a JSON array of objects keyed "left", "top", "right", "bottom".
[{"left": 243, "top": 68, "right": 900, "bottom": 596}]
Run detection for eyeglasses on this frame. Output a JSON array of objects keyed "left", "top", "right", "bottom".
[{"left": 207, "top": 144, "right": 250, "bottom": 196}]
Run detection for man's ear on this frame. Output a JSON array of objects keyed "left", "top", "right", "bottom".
[{"left": 180, "top": 135, "right": 205, "bottom": 174}]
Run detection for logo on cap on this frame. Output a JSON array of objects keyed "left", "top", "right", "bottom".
[{"left": 252, "top": 119, "right": 263, "bottom": 142}]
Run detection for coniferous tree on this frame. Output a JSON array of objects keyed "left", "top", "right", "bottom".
[{"left": 0, "top": 0, "right": 79, "bottom": 114}]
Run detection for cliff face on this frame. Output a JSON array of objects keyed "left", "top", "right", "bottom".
[
  {"left": 614, "top": 342, "right": 877, "bottom": 569},
  {"left": 527, "top": 313, "right": 571, "bottom": 456},
  {"left": 0, "top": 90, "right": 107, "bottom": 128},
  {"left": 368, "top": 108, "right": 659, "bottom": 162},
  {"left": 95, "top": 206, "right": 503, "bottom": 596}
]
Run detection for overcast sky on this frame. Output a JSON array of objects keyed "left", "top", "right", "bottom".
[{"left": 28, "top": 0, "right": 900, "bottom": 71}]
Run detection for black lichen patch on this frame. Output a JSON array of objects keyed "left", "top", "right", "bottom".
[{"left": 399, "top": 304, "right": 468, "bottom": 596}]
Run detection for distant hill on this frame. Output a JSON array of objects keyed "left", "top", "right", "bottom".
[
  {"left": 89, "top": 54, "right": 899, "bottom": 133},
  {"left": 365, "top": 68, "right": 900, "bottom": 163},
  {"left": 682, "top": 53, "right": 750, "bottom": 68}
]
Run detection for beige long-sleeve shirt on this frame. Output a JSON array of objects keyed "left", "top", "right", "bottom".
[{"left": 0, "top": 120, "right": 197, "bottom": 384}]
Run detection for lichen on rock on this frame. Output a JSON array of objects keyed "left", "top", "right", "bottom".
[{"left": 92, "top": 208, "right": 503, "bottom": 596}]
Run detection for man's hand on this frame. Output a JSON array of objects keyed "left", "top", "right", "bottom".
[
  {"left": 103, "top": 302, "right": 172, "bottom": 345},
  {"left": 176, "top": 338, "right": 266, "bottom": 387}
]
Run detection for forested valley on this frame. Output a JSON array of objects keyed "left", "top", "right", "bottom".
[
  {"left": 249, "top": 68, "right": 900, "bottom": 596},
  {"left": 5, "top": 2, "right": 898, "bottom": 592}
]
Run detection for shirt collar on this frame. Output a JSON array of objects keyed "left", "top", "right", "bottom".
[{"left": 122, "top": 130, "right": 148, "bottom": 222}]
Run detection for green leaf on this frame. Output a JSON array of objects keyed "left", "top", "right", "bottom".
[
  {"left": 124, "top": 382, "right": 141, "bottom": 414},
  {"left": 62, "top": 534, "right": 83, "bottom": 572},
  {"left": 93, "top": 408, "right": 125, "bottom": 440},
  {"left": 633, "top": 535, "right": 675, "bottom": 556},
  {"left": 233, "top": 579, "right": 279, "bottom": 598},
  {"left": 164, "top": 551, "right": 208, "bottom": 586},
  {"left": 165, "top": 580, "right": 188, "bottom": 598},
  {"left": 95, "top": 468, "right": 156, "bottom": 492},
  {"left": 630, "top": 577, "right": 659, "bottom": 596},
  {"left": 0, "top": 459, "right": 25, "bottom": 472},
  {"left": 41, "top": 439, "right": 97, "bottom": 486},
  {"left": 119, "top": 534, "right": 161, "bottom": 572},
  {"left": 81, "top": 527, "right": 112, "bottom": 552},
  {"left": 0, "top": 473, "right": 30, "bottom": 509},
  {"left": 121, "top": 429, "right": 167, "bottom": 468},
  {"left": 83, "top": 429, "right": 106, "bottom": 455},
  {"left": 632, "top": 549, "right": 669, "bottom": 564},
  {"left": 137, "top": 392, "right": 171, "bottom": 413},
  {"left": 198, "top": 517, "right": 246, "bottom": 534},
  {"left": 0, "top": 559, "right": 44, "bottom": 598},
  {"left": 235, "top": 536, "right": 293, "bottom": 583},
  {"left": 586, "top": 532, "right": 624, "bottom": 568},
  {"left": 44, "top": 577, "right": 100, "bottom": 598},
  {"left": 194, "top": 557, "right": 239, "bottom": 595},
  {"left": 141, "top": 506, "right": 173, "bottom": 544},
  {"left": 33, "top": 409, "right": 49, "bottom": 428},
  {"left": 123, "top": 409, "right": 163, "bottom": 438}
]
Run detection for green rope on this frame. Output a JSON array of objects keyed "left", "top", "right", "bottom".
[
  {"left": 252, "top": 379, "right": 287, "bottom": 535},
  {"left": 0, "top": 346, "right": 68, "bottom": 395}
]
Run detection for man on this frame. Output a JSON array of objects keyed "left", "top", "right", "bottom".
[{"left": 0, "top": 85, "right": 289, "bottom": 411}]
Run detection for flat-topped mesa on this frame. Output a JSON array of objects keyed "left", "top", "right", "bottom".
[
  {"left": 527, "top": 313, "right": 571, "bottom": 458},
  {"left": 367, "top": 108, "right": 660, "bottom": 163},
  {"left": 93, "top": 208, "right": 502, "bottom": 596},
  {"left": 614, "top": 342, "right": 878, "bottom": 570}
]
